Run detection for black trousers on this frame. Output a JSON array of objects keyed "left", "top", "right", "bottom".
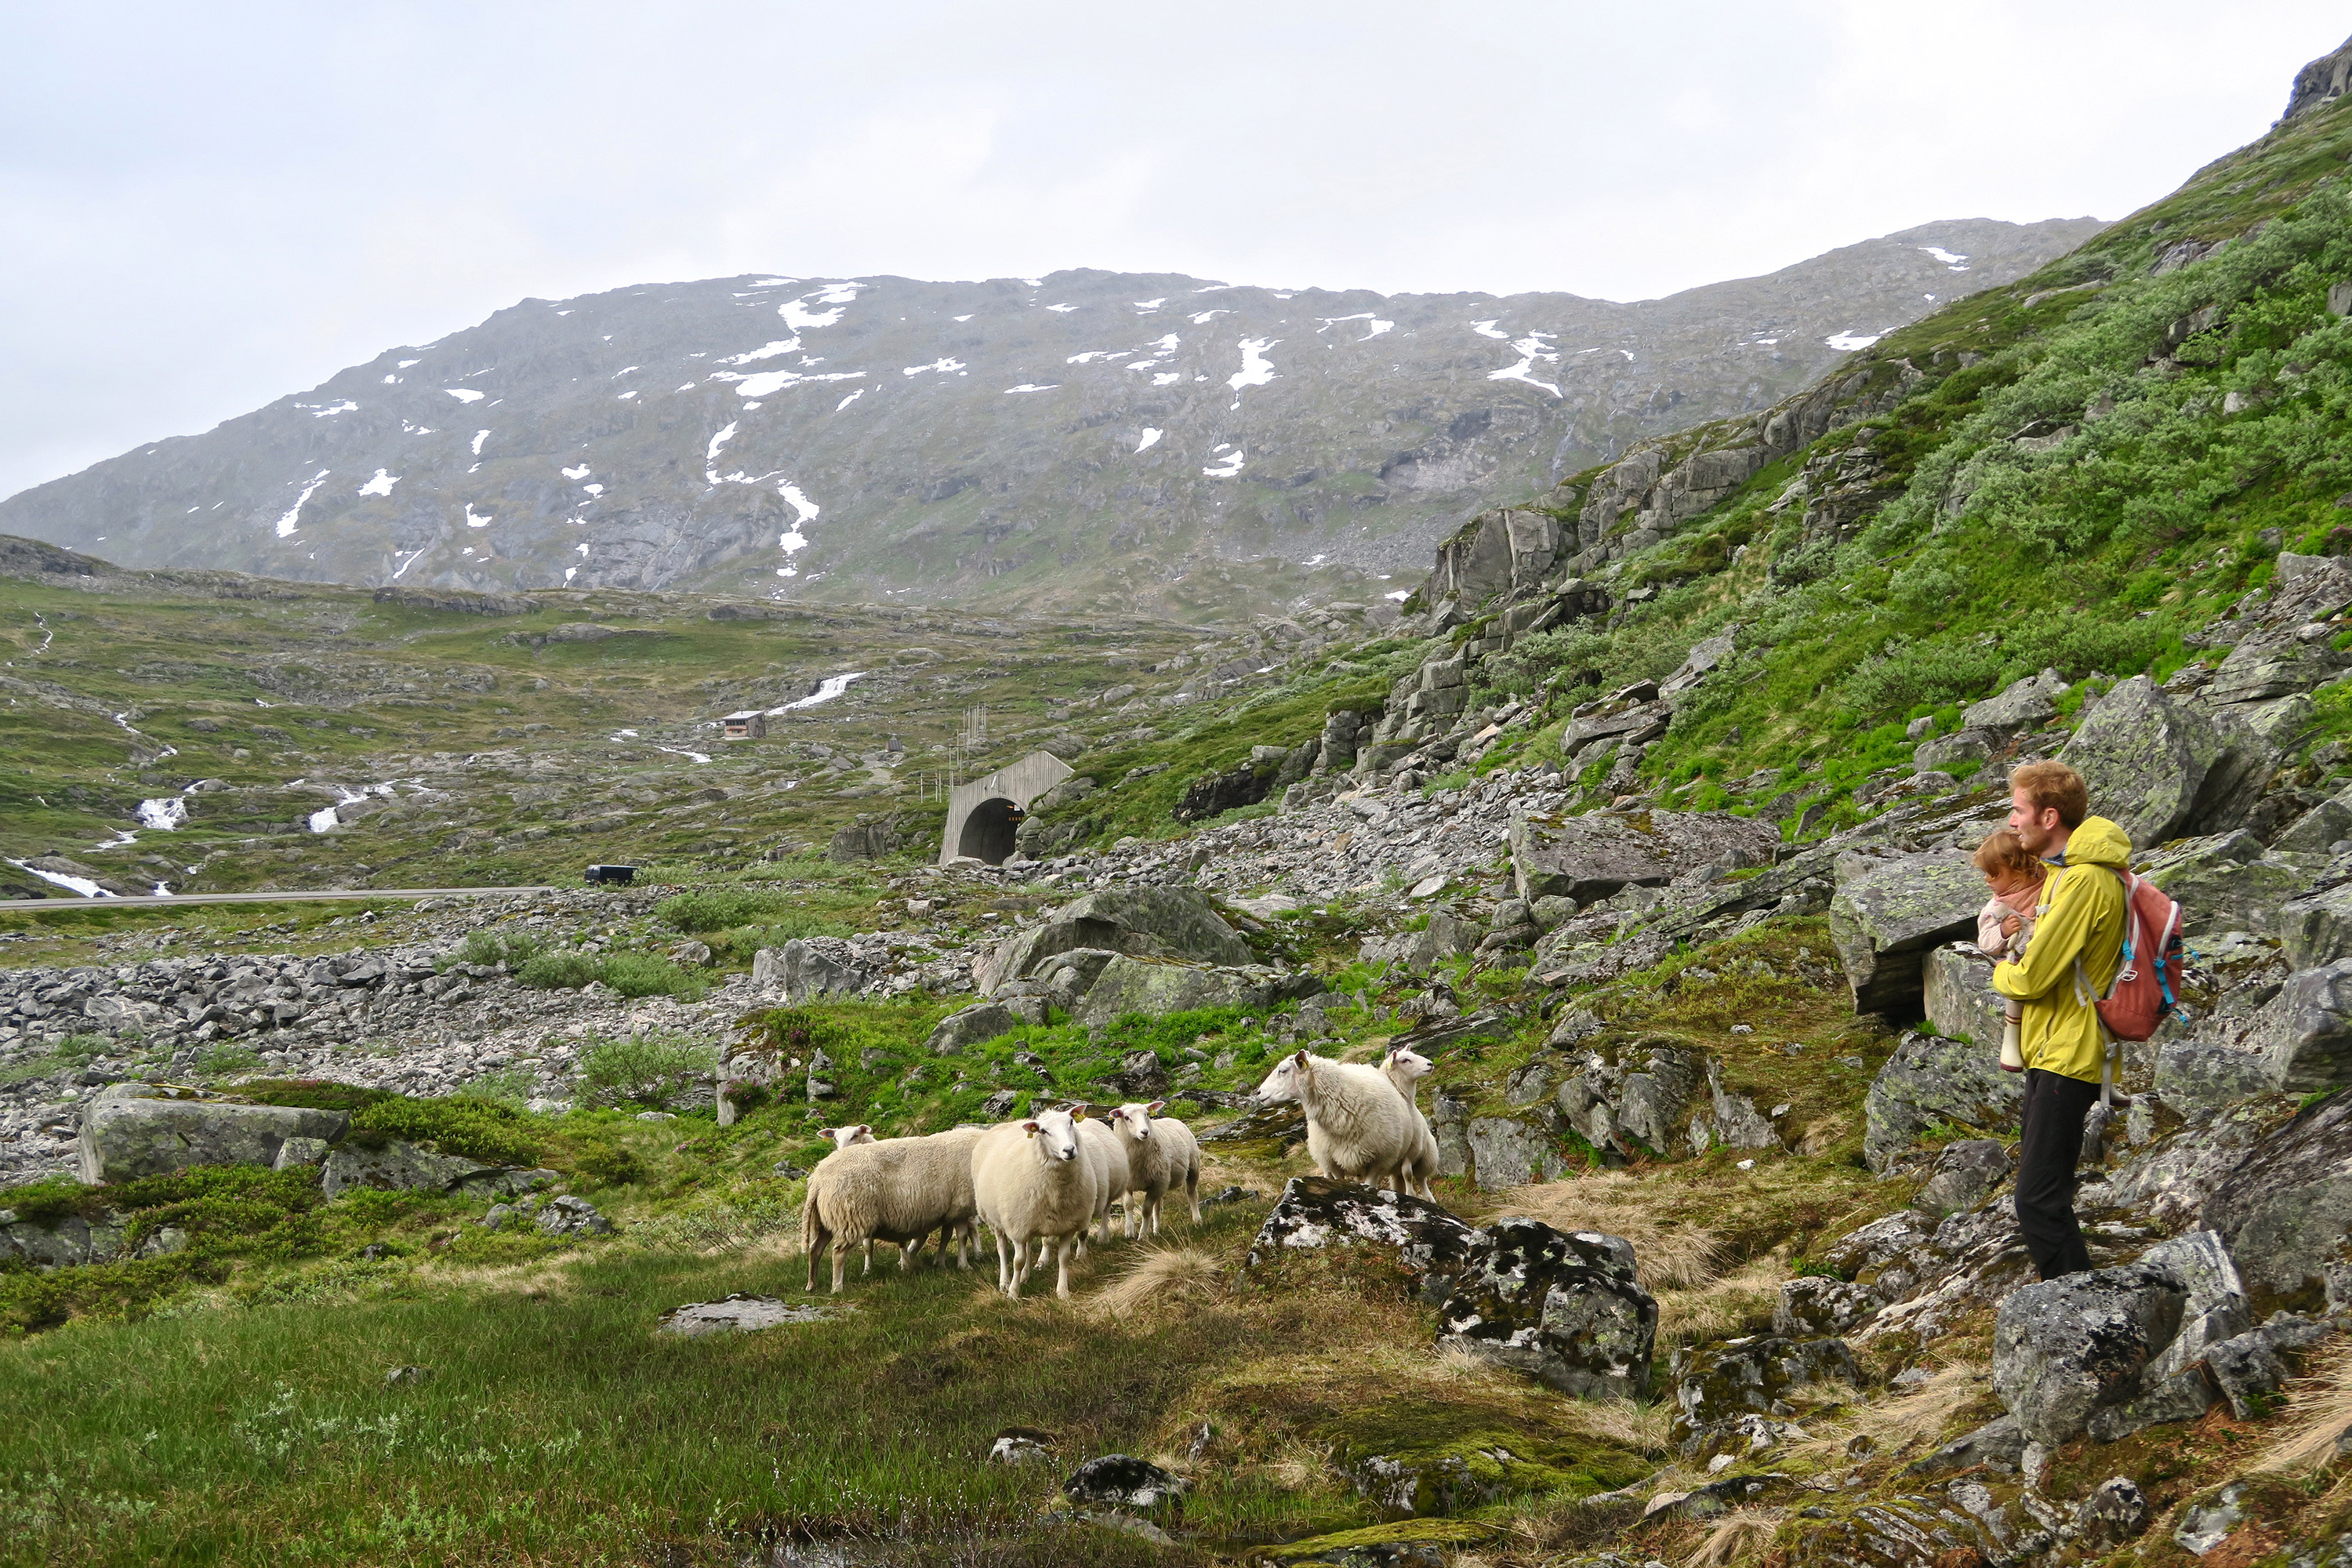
[{"left": 2016, "top": 1067, "right": 2100, "bottom": 1279}]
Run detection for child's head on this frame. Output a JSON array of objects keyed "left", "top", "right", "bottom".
[{"left": 1973, "top": 828, "right": 2045, "bottom": 895}]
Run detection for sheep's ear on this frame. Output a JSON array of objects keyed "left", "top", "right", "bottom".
[
  {"left": 1073, "top": 1107, "right": 1088, "bottom": 1121},
  {"left": 1022, "top": 1120, "right": 1040, "bottom": 1137},
  {"left": 1292, "top": 1048, "right": 1310, "bottom": 1068},
  {"left": 817, "top": 1127, "right": 836, "bottom": 1139},
  {"left": 856, "top": 1123, "right": 872, "bottom": 1137},
  {"left": 1147, "top": 1100, "right": 1167, "bottom": 1116}
]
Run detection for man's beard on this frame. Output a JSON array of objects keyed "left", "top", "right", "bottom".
[{"left": 2014, "top": 815, "right": 2055, "bottom": 857}]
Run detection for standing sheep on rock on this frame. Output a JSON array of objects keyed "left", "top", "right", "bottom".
[
  {"left": 971, "top": 1107, "right": 1100, "bottom": 1299},
  {"left": 1108, "top": 1101, "right": 1203, "bottom": 1236},
  {"left": 1378, "top": 1047, "right": 1441, "bottom": 1201},
  {"left": 801, "top": 1127, "right": 983, "bottom": 1294},
  {"left": 1254, "top": 1049, "right": 1417, "bottom": 1185}
]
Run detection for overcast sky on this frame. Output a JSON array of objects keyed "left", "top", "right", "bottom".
[{"left": 4, "top": 1, "right": 2347, "bottom": 500}]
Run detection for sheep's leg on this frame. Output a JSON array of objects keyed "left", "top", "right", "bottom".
[
  {"left": 861, "top": 1240, "right": 873, "bottom": 1276},
  {"left": 1186, "top": 1167, "right": 1201, "bottom": 1224},
  {"left": 830, "top": 1240, "right": 850, "bottom": 1295},
  {"left": 993, "top": 1231, "right": 1013, "bottom": 1293},
  {"left": 805, "top": 1219, "right": 829, "bottom": 1294},
  {"left": 1054, "top": 1236, "right": 1074, "bottom": 1300}
]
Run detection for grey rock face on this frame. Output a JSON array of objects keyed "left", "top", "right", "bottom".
[
  {"left": 1991, "top": 1261, "right": 2187, "bottom": 1445},
  {"left": 78, "top": 1083, "right": 350, "bottom": 1184},
  {"left": 2279, "top": 882, "right": 2352, "bottom": 971},
  {"left": 2074, "top": 1478, "right": 2151, "bottom": 1544},
  {"left": 2273, "top": 784, "right": 2352, "bottom": 855},
  {"left": 2154, "top": 1042, "right": 2281, "bottom": 1115},
  {"left": 1906, "top": 1414, "right": 2024, "bottom": 1478},
  {"left": 2058, "top": 675, "right": 2269, "bottom": 846},
  {"left": 924, "top": 1002, "right": 1020, "bottom": 1054},
  {"left": 2200, "top": 1090, "right": 2352, "bottom": 1314},
  {"left": 1508, "top": 810, "right": 1778, "bottom": 906},
  {"left": 980, "top": 885, "right": 1253, "bottom": 994},
  {"left": 1062, "top": 1454, "right": 1188, "bottom": 1511},
  {"left": 1964, "top": 670, "right": 2068, "bottom": 732},
  {"left": 1551, "top": 1038, "right": 1709, "bottom": 1158},
  {"left": 1913, "top": 728, "right": 2000, "bottom": 775},
  {"left": 320, "top": 1138, "right": 542, "bottom": 1200},
  {"left": 1922, "top": 946, "right": 2005, "bottom": 1050},
  {"left": 1069, "top": 956, "right": 1271, "bottom": 1026},
  {"left": 2249, "top": 962, "right": 2352, "bottom": 1093},
  {"left": 1863, "top": 1031, "right": 2025, "bottom": 1173},
  {"left": 535, "top": 1194, "right": 613, "bottom": 1236},
  {"left": 1668, "top": 1335, "right": 1860, "bottom": 1450},
  {"left": 1465, "top": 1114, "right": 1570, "bottom": 1189},
  {"left": 1244, "top": 1176, "right": 1483, "bottom": 1296},
  {"left": 1828, "top": 854, "right": 1984, "bottom": 1018},
  {"left": 1773, "top": 1275, "right": 1886, "bottom": 1338},
  {"left": 1436, "top": 1218, "right": 1657, "bottom": 1400},
  {"left": 775, "top": 938, "right": 868, "bottom": 1004},
  {"left": 1915, "top": 1138, "right": 2013, "bottom": 1214},
  {"left": 2143, "top": 833, "right": 2305, "bottom": 938}
]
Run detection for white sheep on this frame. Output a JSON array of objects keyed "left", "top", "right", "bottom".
[
  {"left": 1254, "top": 1049, "right": 1417, "bottom": 1186},
  {"left": 1108, "top": 1101, "right": 1202, "bottom": 1236},
  {"left": 971, "top": 1107, "right": 1101, "bottom": 1299},
  {"left": 813, "top": 1123, "right": 891, "bottom": 1273},
  {"left": 1378, "top": 1047, "right": 1441, "bottom": 1201},
  {"left": 800, "top": 1126, "right": 983, "bottom": 1294},
  {"left": 1073, "top": 1110, "right": 1133, "bottom": 1247}
]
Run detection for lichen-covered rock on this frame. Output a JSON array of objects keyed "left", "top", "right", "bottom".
[
  {"left": 1465, "top": 1113, "right": 1570, "bottom": 1189},
  {"left": 1508, "top": 809, "right": 1778, "bottom": 905},
  {"left": 1922, "top": 946, "right": 2005, "bottom": 1050},
  {"left": 1063, "top": 1454, "right": 1189, "bottom": 1511},
  {"left": 1966, "top": 670, "right": 2070, "bottom": 731},
  {"left": 1905, "top": 1414, "right": 2024, "bottom": 1478},
  {"left": 981, "top": 885, "right": 1254, "bottom": 993},
  {"left": 535, "top": 1194, "right": 612, "bottom": 1237},
  {"left": 2074, "top": 1478, "right": 2151, "bottom": 1546},
  {"left": 1667, "top": 1334, "right": 1860, "bottom": 1450},
  {"left": 2200, "top": 1090, "right": 2352, "bottom": 1314},
  {"left": 1347, "top": 1451, "right": 1499, "bottom": 1522},
  {"left": 1828, "top": 855, "right": 1984, "bottom": 1018},
  {"left": 2250, "top": 963, "right": 2352, "bottom": 1094},
  {"left": 1915, "top": 1138, "right": 2013, "bottom": 1214},
  {"left": 2143, "top": 833, "right": 2307, "bottom": 938},
  {"left": 1863, "top": 1031, "right": 2024, "bottom": 1173},
  {"left": 2280, "top": 882, "right": 2352, "bottom": 971},
  {"left": 1245, "top": 1177, "right": 1483, "bottom": 1298},
  {"left": 1552, "top": 1036, "right": 1708, "bottom": 1158},
  {"left": 78, "top": 1083, "right": 350, "bottom": 1184},
  {"left": 1774, "top": 1275, "right": 1885, "bottom": 1337},
  {"left": 1069, "top": 956, "right": 1272, "bottom": 1025},
  {"left": 1773, "top": 1491, "right": 2017, "bottom": 1568},
  {"left": 2154, "top": 1042, "right": 2281, "bottom": 1115},
  {"left": 924, "top": 1001, "right": 1020, "bottom": 1054},
  {"left": 1991, "top": 1261, "right": 2186, "bottom": 1445},
  {"left": 321, "top": 1140, "right": 553, "bottom": 1200},
  {"left": 2057, "top": 674, "right": 2270, "bottom": 846},
  {"left": 1436, "top": 1218, "right": 1657, "bottom": 1399}
]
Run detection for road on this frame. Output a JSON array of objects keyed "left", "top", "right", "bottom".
[{"left": 0, "top": 886, "right": 561, "bottom": 913}]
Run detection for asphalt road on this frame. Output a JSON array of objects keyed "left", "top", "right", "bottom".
[{"left": 0, "top": 886, "right": 561, "bottom": 913}]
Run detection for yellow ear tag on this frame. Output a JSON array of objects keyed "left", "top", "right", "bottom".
[
  {"left": 1074, "top": 1109, "right": 1087, "bottom": 1121},
  {"left": 1025, "top": 1126, "right": 1037, "bottom": 1138}
]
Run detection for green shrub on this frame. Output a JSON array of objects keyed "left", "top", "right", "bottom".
[
  {"left": 568, "top": 1138, "right": 648, "bottom": 1186},
  {"left": 195, "top": 1044, "right": 263, "bottom": 1080},
  {"left": 347, "top": 1096, "right": 543, "bottom": 1167},
  {"left": 600, "top": 952, "right": 705, "bottom": 999},
  {"left": 656, "top": 887, "right": 804, "bottom": 933},
  {"left": 576, "top": 1030, "right": 718, "bottom": 1109},
  {"left": 516, "top": 950, "right": 602, "bottom": 989},
  {"left": 454, "top": 928, "right": 542, "bottom": 968},
  {"left": 241, "top": 1080, "right": 396, "bottom": 1114}
]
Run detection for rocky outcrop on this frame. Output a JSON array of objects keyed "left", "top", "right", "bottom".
[
  {"left": 1864, "top": 1031, "right": 2024, "bottom": 1173},
  {"left": 1245, "top": 1177, "right": 1484, "bottom": 1298},
  {"left": 1668, "top": 1335, "right": 1861, "bottom": 1453},
  {"left": 1828, "top": 853, "right": 1983, "bottom": 1018},
  {"left": 2057, "top": 676, "right": 2271, "bottom": 848},
  {"left": 1992, "top": 1261, "right": 2188, "bottom": 1446},
  {"left": 321, "top": 1139, "right": 552, "bottom": 1201},
  {"left": 1921, "top": 947, "right": 2005, "bottom": 1051},
  {"left": 978, "top": 886, "right": 1255, "bottom": 994},
  {"left": 78, "top": 1083, "right": 350, "bottom": 1184},
  {"left": 2199, "top": 1091, "right": 2352, "bottom": 1315},
  {"left": 1508, "top": 810, "right": 1778, "bottom": 906},
  {"left": 1435, "top": 1218, "right": 1657, "bottom": 1399}
]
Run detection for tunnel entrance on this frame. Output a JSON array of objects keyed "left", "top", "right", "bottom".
[{"left": 956, "top": 797, "right": 1022, "bottom": 865}]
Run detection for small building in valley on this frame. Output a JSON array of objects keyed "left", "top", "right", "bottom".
[
  {"left": 721, "top": 710, "right": 768, "bottom": 741},
  {"left": 940, "top": 750, "right": 1073, "bottom": 866}
]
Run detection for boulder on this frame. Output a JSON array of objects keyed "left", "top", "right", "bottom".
[
  {"left": 2274, "top": 784, "right": 2352, "bottom": 855},
  {"left": 535, "top": 1194, "right": 613, "bottom": 1236},
  {"left": 1964, "top": 670, "right": 2068, "bottom": 732},
  {"left": 1907, "top": 1414, "right": 2026, "bottom": 1478},
  {"left": 1913, "top": 728, "right": 1999, "bottom": 775},
  {"left": 2200, "top": 1090, "right": 2352, "bottom": 1314},
  {"left": 1465, "top": 1114, "right": 1570, "bottom": 1189},
  {"left": 2143, "top": 833, "right": 2307, "bottom": 938},
  {"left": 1863, "top": 1031, "right": 2025, "bottom": 1173},
  {"left": 2279, "top": 882, "right": 2352, "bottom": 971},
  {"left": 926, "top": 1002, "right": 1021, "bottom": 1054},
  {"left": 1063, "top": 1454, "right": 1189, "bottom": 1512},
  {"left": 2249, "top": 962, "right": 2352, "bottom": 1093},
  {"left": 1436, "top": 1218, "right": 1657, "bottom": 1400},
  {"left": 2154, "top": 1043, "right": 2280, "bottom": 1116},
  {"left": 1245, "top": 1176, "right": 1484, "bottom": 1299},
  {"left": 1668, "top": 1336, "right": 1860, "bottom": 1451},
  {"left": 1552, "top": 1037, "right": 1709, "bottom": 1158},
  {"left": 979, "top": 886, "right": 1253, "bottom": 992},
  {"left": 1915, "top": 1138, "right": 2013, "bottom": 1215},
  {"left": 1773, "top": 1276, "right": 1886, "bottom": 1338},
  {"left": 78, "top": 1083, "right": 350, "bottom": 1184},
  {"left": 752, "top": 938, "right": 867, "bottom": 1003},
  {"left": 2074, "top": 1478, "right": 2152, "bottom": 1546},
  {"left": 2057, "top": 675, "right": 2269, "bottom": 846},
  {"left": 1922, "top": 946, "right": 2005, "bottom": 1050},
  {"left": 1508, "top": 810, "right": 1779, "bottom": 905},
  {"left": 1069, "top": 956, "right": 1269, "bottom": 1026},
  {"left": 1991, "top": 1261, "right": 2187, "bottom": 1445},
  {"left": 1828, "top": 854, "right": 1984, "bottom": 1018},
  {"left": 321, "top": 1138, "right": 548, "bottom": 1200}
]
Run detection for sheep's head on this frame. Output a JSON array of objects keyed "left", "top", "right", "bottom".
[
  {"left": 1384, "top": 1048, "right": 1434, "bottom": 1082},
  {"left": 819, "top": 1123, "right": 874, "bottom": 1149},
  {"left": 1111, "top": 1103, "right": 1153, "bottom": 1140},
  {"left": 1254, "top": 1053, "right": 1307, "bottom": 1104},
  {"left": 1023, "top": 1107, "right": 1081, "bottom": 1162}
]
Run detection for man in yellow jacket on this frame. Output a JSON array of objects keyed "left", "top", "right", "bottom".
[{"left": 1991, "top": 760, "right": 2129, "bottom": 1279}]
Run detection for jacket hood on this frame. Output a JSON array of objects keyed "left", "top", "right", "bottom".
[{"left": 2056, "top": 815, "right": 2132, "bottom": 869}]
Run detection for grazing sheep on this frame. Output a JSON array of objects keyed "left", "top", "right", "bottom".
[
  {"left": 1254, "top": 1049, "right": 1416, "bottom": 1185},
  {"left": 1108, "top": 1101, "right": 1202, "bottom": 1236},
  {"left": 1379, "top": 1047, "right": 1441, "bottom": 1201},
  {"left": 971, "top": 1107, "right": 1101, "bottom": 1299},
  {"left": 1073, "top": 1110, "right": 1133, "bottom": 1247},
  {"left": 801, "top": 1127, "right": 984, "bottom": 1294}
]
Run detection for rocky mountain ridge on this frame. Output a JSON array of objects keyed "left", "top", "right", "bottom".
[{"left": 0, "top": 220, "right": 2098, "bottom": 622}]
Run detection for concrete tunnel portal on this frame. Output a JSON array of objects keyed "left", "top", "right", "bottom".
[{"left": 939, "top": 751, "right": 1075, "bottom": 866}]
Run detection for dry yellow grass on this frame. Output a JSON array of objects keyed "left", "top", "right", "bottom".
[
  {"left": 1685, "top": 1508, "right": 1780, "bottom": 1568},
  {"left": 2255, "top": 1339, "right": 2352, "bottom": 1475},
  {"left": 1500, "top": 1171, "right": 1721, "bottom": 1289},
  {"left": 1565, "top": 1394, "right": 1673, "bottom": 1455},
  {"left": 1655, "top": 1254, "right": 1785, "bottom": 1345},
  {"left": 1083, "top": 1245, "right": 1225, "bottom": 1320},
  {"left": 1789, "top": 1360, "right": 1991, "bottom": 1462}
]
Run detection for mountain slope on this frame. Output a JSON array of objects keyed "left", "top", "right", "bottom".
[{"left": 0, "top": 220, "right": 2096, "bottom": 622}]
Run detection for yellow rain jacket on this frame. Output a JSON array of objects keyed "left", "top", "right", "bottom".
[{"left": 1991, "top": 815, "right": 2131, "bottom": 1083}]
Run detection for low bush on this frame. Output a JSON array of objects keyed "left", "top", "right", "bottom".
[
  {"left": 516, "top": 949, "right": 602, "bottom": 989},
  {"left": 347, "top": 1095, "right": 544, "bottom": 1167},
  {"left": 656, "top": 887, "right": 802, "bottom": 933},
  {"left": 600, "top": 951, "right": 705, "bottom": 999},
  {"left": 453, "top": 928, "right": 542, "bottom": 968},
  {"left": 576, "top": 1030, "right": 718, "bottom": 1109}
]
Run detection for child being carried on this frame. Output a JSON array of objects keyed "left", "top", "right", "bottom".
[{"left": 1973, "top": 828, "right": 2048, "bottom": 1072}]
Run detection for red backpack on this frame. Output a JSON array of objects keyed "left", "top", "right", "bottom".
[{"left": 2092, "top": 868, "right": 2184, "bottom": 1043}]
